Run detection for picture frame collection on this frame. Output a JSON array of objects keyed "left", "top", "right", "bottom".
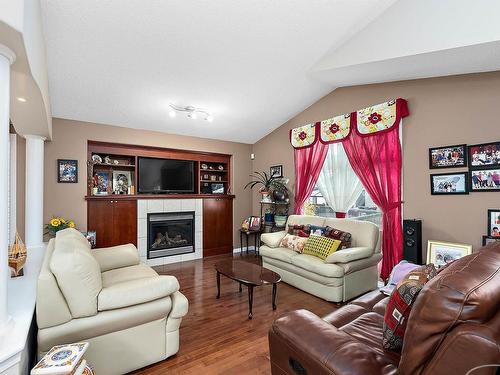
[{"left": 429, "top": 140, "right": 500, "bottom": 195}]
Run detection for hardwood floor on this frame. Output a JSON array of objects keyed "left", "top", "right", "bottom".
[{"left": 132, "top": 252, "right": 339, "bottom": 375}]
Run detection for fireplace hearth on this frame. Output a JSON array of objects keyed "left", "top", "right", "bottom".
[{"left": 147, "top": 211, "right": 195, "bottom": 259}]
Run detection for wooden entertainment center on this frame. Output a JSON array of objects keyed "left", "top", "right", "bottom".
[{"left": 85, "top": 141, "right": 234, "bottom": 257}]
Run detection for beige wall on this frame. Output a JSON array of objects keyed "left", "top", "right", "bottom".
[
  {"left": 252, "top": 71, "right": 500, "bottom": 255},
  {"left": 44, "top": 119, "right": 253, "bottom": 248}
]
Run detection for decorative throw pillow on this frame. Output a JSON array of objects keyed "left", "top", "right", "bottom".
[
  {"left": 382, "top": 264, "right": 438, "bottom": 351},
  {"left": 309, "top": 225, "right": 327, "bottom": 237},
  {"left": 325, "top": 226, "right": 352, "bottom": 249},
  {"left": 303, "top": 235, "right": 342, "bottom": 260},
  {"left": 279, "top": 234, "right": 308, "bottom": 253},
  {"left": 287, "top": 224, "right": 310, "bottom": 238}
]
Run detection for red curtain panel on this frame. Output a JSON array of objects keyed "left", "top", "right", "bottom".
[
  {"left": 293, "top": 139, "right": 328, "bottom": 214},
  {"left": 343, "top": 122, "right": 403, "bottom": 280}
]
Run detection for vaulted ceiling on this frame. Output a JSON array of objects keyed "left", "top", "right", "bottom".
[{"left": 40, "top": 0, "right": 500, "bottom": 144}]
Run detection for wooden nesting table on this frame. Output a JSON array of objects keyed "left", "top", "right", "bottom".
[{"left": 215, "top": 259, "right": 281, "bottom": 319}]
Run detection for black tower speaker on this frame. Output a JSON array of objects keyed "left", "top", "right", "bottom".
[{"left": 403, "top": 219, "right": 423, "bottom": 265}]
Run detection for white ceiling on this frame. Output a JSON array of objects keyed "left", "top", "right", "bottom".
[
  {"left": 40, "top": 0, "right": 397, "bottom": 143},
  {"left": 40, "top": 0, "right": 500, "bottom": 144}
]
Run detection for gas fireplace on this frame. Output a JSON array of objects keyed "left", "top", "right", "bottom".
[{"left": 147, "top": 211, "right": 195, "bottom": 259}]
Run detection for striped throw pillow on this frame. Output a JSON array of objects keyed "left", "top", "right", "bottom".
[{"left": 303, "top": 235, "right": 341, "bottom": 260}]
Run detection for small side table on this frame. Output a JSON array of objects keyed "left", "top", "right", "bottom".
[{"left": 239, "top": 229, "right": 263, "bottom": 255}]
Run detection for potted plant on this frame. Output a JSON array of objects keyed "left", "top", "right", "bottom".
[
  {"left": 244, "top": 171, "right": 288, "bottom": 203},
  {"left": 45, "top": 216, "right": 76, "bottom": 237}
]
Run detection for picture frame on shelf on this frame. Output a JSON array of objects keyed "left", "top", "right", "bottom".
[
  {"left": 427, "top": 240, "right": 472, "bottom": 268},
  {"left": 470, "top": 168, "right": 500, "bottom": 192},
  {"left": 94, "top": 171, "right": 110, "bottom": 195},
  {"left": 270, "top": 165, "right": 283, "bottom": 178},
  {"left": 429, "top": 144, "right": 467, "bottom": 169},
  {"left": 57, "top": 159, "right": 78, "bottom": 183},
  {"left": 112, "top": 170, "right": 132, "bottom": 195},
  {"left": 468, "top": 141, "right": 500, "bottom": 169},
  {"left": 482, "top": 235, "right": 500, "bottom": 246},
  {"left": 487, "top": 209, "right": 500, "bottom": 238},
  {"left": 211, "top": 183, "right": 224, "bottom": 194},
  {"left": 430, "top": 172, "right": 468, "bottom": 195}
]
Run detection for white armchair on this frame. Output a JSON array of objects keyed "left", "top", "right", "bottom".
[{"left": 37, "top": 228, "right": 188, "bottom": 375}]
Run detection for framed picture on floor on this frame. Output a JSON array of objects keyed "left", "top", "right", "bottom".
[
  {"left": 427, "top": 240, "right": 472, "bottom": 268},
  {"left": 470, "top": 168, "right": 500, "bottom": 191},
  {"left": 57, "top": 159, "right": 78, "bottom": 183},
  {"left": 482, "top": 236, "right": 500, "bottom": 246},
  {"left": 468, "top": 141, "right": 500, "bottom": 169},
  {"left": 429, "top": 144, "right": 467, "bottom": 169},
  {"left": 430, "top": 172, "right": 468, "bottom": 195},
  {"left": 487, "top": 209, "right": 500, "bottom": 238}
]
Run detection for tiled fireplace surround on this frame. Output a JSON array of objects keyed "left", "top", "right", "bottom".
[{"left": 137, "top": 199, "right": 203, "bottom": 266}]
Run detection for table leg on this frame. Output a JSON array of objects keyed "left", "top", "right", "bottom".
[
  {"left": 272, "top": 283, "right": 277, "bottom": 310},
  {"left": 239, "top": 282, "right": 242, "bottom": 293},
  {"left": 216, "top": 271, "right": 221, "bottom": 299},
  {"left": 245, "top": 234, "right": 249, "bottom": 255},
  {"left": 240, "top": 231, "right": 243, "bottom": 257},
  {"left": 248, "top": 285, "right": 254, "bottom": 319}
]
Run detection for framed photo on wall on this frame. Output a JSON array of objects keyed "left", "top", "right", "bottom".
[
  {"left": 429, "top": 144, "right": 467, "bottom": 169},
  {"left": 427, "top": 240, "right": 472, "bottom": 268},
  {"left": 57, "top": 159, "right": 78, "bottom": 183},
  {"left": 470, "top": 168, "right": 500, "bottom": 191},
  {"left": 430, "top": 172, "right": 468, "bottom": 195},
  {"left": 270, "top": 165, "right": 283, "bottom": 178},
  {"left": 487, "top": 209, "right": 500, "bottom": 238},
  {"left": 468, "top": 141, "right": 500, "bottom": 169}
]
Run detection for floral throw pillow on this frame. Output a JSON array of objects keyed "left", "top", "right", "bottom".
[
  {"left": 382, "top": 264, "right": 438, "bottom": 351},
  {"left": 280, "top": 234, "right": 308, "bottom": 253}
]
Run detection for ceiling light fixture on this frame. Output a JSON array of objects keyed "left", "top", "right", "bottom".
[
  {"left": 169, "top": 104, "right": 213, "bottom": 122},
  {"left": 17, "top": 97, "right": 27, "bottom": 102}
]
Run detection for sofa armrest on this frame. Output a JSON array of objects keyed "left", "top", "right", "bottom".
[
  {"left": 325, "top": 246, "right": 373, "bottom": 264},
  {"left": 98, "top": 275, "right": 179, "bottom": 311},
  {"left": 92, "top": 244, "right": 140, "bottom": 272},
  {"left": 261, "top": 231, "right": 286, "bottom": 248},
  {"left": 269, "top": 309, "right": 397, "bottom": 375}
]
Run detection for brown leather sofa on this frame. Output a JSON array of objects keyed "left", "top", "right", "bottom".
[{"left": 269, "top": 243, "right": 500, "bottom": 375}]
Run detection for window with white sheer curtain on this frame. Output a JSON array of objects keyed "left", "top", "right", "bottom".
[{"left": 307, "top": 142, "right": 382, "bottom": 226}]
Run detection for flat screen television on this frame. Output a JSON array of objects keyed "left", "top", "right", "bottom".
[{"left": 138, "top": 157, "right": 195, "bottom": 194}]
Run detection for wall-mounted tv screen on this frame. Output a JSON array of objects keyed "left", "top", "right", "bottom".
[{"left": 138, "top": 157, "right": 194, "bottom": 194}]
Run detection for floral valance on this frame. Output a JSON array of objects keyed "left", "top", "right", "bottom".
[
  {"left": 290, "top": 123, "right": 318, "bottom": 149},
  {"left": 319, "top": 113, "right": 351, "bottom": 144},
  {"left": 290, "top": 98, "right": 409, "bottom": 148}
]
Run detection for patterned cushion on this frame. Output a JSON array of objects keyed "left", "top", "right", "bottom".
[
  {"left": 279, "top": 234, "right": 308, "bottom": 253},
  {"left": 382, "top": 264, "right": 437, "bottom": 351},
  {"left": 287, "top": 224, "right": 310, "bottom": 238},
  {"left": 309, "top": 225, "right": 327, "bottom": 236},
  {"left": 325, "top": 226, "right": 352, "bottom": 249},
  {"left": 303, "top": 235, "right": 341, "bottom": 260}
]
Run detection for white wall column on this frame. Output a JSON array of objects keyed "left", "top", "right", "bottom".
[
  {"left": 0, "top": 45, "right": 16, "bottom": 332},
  {"left": 25, "top": 135, "right": 45, "bottom": 248}
]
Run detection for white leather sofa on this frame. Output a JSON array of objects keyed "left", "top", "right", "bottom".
[
  {"left": 36, "top": 228, "right": 188, "bottom": 375},
  {"left": 260, "top": 215, "right": 381, "bottom": 303}
]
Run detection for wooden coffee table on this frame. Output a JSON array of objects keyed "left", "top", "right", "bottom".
[{"left": 215, "top": 259, "right": 281, "bottom": 319}]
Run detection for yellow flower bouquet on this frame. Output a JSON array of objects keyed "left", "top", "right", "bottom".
[{"left": 45, "top": 216, "right": 76, "bottom": 236}]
